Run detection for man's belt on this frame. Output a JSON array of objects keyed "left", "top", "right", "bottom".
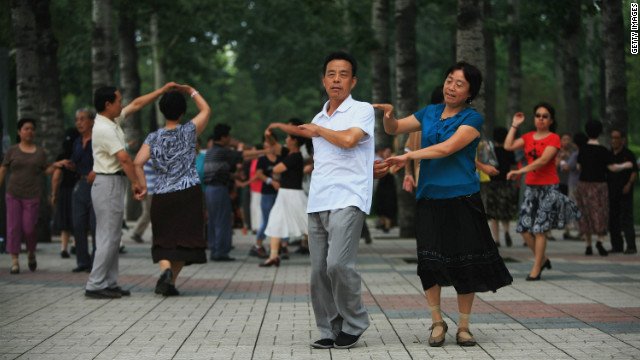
[{"left": 95, "top": 171, "right": 125, "bottom": 176}]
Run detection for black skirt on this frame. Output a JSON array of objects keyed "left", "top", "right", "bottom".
[
  {"left": 415, "top": 192, "right": 513, "bottom": 294},
  {"left": 150, "top": 185, "right": 207, "bottom": 265}
]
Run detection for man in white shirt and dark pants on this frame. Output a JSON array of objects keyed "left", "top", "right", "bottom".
[
  {"left": 297, "top": 52, "right": 374, "bottom": 349},
  {"left": 85, "top": 83, "right": 174, "bottom": 299}
]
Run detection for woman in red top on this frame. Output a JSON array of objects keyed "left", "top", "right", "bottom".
[{"left": 504, "top": 103, "right": 581, "bottom": 281}]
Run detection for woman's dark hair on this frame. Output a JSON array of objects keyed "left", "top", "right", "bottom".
[
  {"left": 93, "top": 86, "right": 117, "bottom": 112},
  {"left": 159, "top": 91, "right": 187, "bottom": 121},
  {"left": 573, "top": 132, "right": 588, "bottom": 148},
  {"left": 16, "top": 118, "right": 36, "bottom": 143},
  {"left": 444, "top": 62, "right": 482, "bottom": 104},
  {"left": 430, "top": 85, "right": 444, "bottom": 105},
  {"left": 287, "top": 118, "right": 312, "bottom": 154},
  {"left": 492, "top": 127, "right": 508, "bottom": 143},
  {"left": 323, "top": 52, "right": 357, "bottom": 77},
  {"left": 585, "top": 120, "right": 603, "bottom": 139},
  {"left": 533, "top": 102, "right": 557, "bottom": 133}
]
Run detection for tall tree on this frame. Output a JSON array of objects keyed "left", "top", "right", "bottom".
[
  {"left": 11, "top": 0, "right": 40, "bottom": 121},
  {"left": 150, "top": 10, "right": 165, "bottom": 128},
  {"left": 483, "top": 0, "right": 496, "bottom": 136},
  {"left": 601, "top": 0, "right": 628, "bottom": 136},
  {"left": 35, "top": 0, "right": 64, "bottom": 162},
  {"left": 395, "top": 0, "right": 418, "bottom": 238},
  {"left": 583, "top": 13, "right": 595, "bottom": 124},
  {"left": 371, "top": 0, "right": 392, "bottom": 149},
  {"left": 559, "top": 0, "right": 581, "bottom": 134},
  {"left": 456, "top": 0, "right": 485, "bottom": 117},
  {"left": 119, "top": 2, "right": 142, "bottom": 220},
  {"left": 506, "top": 0, "right": 521, "bottom": 124},
  {"left": 92, "top": 0, "right": 114, "bottom": 92}
]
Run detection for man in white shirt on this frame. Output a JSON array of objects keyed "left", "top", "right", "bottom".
[
  {"left": 85, "top": 83, "right": 174, "bottom": 299},
  {"left": 296, "top": 52, "right": 374, "bottom": 349}
]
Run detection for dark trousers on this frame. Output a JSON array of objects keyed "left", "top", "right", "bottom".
[
  {"left": 609, "top": 190, "right": 636, "bottom": 251},
  {"left": 72, "top": 179, "right": 96, "bottom": 268},
  {"left": 206, "top": 185, "right": 232, "bottom": 258}
]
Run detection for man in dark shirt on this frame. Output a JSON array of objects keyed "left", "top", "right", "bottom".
[
  {"left": 607, "top": 129, "right": 638, "bottom": 254},
  {"left": 204, "top": 124, "right": 266, "bottom": 261},
  {"left": 66, "top": 108, "right": 97, "bottom": 272}
]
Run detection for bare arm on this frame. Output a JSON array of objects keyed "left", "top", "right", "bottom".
[
  {"left": 272, "top": 162, "right": 287, "bottom": 174},
  {"left": 504, "top": 112, "right": 526, "bottom": 151},
  {"left": 297, "top": 124, "right": 365, "bottom": 149},
  {"left": 373, "top": 103, "right": 422, "bottom": 135},
  {"left": 123, "top": 82, "right": 176, "bottom": 117},
  {"left": 268, "top": 122, "right": 314, "bottom": 138},
  {"left": 132, "top": 144, "right": 151, "bottom": 199},
  {"left": 242, "top": 149, "right": 269, "bottom": 160},
  {"left": 51, "top": 167, "right": 62, "bottom": 206},
  {"left": 506, "top": 146, "right": 559, "bottom": 180},
  {"left": 115, "top": 150, "right": 142, "bottom": 197},
  {"left": 173, "top": 85, "right": 210, "bottom": 135},
  {"left": 264, "top": 129, "right": 283, "bottom": 155},
  {"left": 0, "top": 166, "right": 7, "bottom": 188}
]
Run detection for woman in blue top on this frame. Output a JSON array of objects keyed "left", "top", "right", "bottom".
[
  {"left": 133, "top": 85, "right": 210, "bottom": 296},
  {"left": 375, "top": 62, "right": 512, "bottom": 348}
]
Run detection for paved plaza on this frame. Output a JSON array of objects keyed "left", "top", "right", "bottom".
[{"left": 1, "top": 222, "right": 639, "bottom": 360}]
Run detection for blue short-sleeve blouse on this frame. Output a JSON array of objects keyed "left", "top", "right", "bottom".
[{"left": 414, "top": 103, "right": 483, "bottom": 199}]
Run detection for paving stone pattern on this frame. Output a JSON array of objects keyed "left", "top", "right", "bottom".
[{"left": 0, "top": 223, "right": 639, "bottom": 359}]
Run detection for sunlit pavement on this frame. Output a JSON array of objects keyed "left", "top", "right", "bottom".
[{"left": 1, "top": 221, "right": 639, "bottom": 359}]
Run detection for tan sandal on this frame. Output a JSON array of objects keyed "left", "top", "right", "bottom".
[
  {"left": 456, "top": 327, "right": 477, "bottom": 346},
  {"left": 428, "top": 321, "right": 448, "bottom": 347}
]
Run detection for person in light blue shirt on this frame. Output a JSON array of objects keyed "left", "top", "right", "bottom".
[{"left": 376, "top": 62, "right": 512, "bottom": 348}]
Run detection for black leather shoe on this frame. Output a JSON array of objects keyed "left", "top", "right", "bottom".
[
  {"left": 10, "top": 266, "right": 19, "bottom": 274},
  {"left": 163, "top": 284, "right": 180, "bottom": 296},
  {"left": 526, "top": 274, "right": 541, "bottom": 281},
  {"left": 624, "top": 248, "right": 637, "bottom": 255},
  {"left": 28, "top": 261, "right": 37, "bottom": 272},
  {"left": 311, "top": 338, "right": 334, "bottom": 349},
  {"left": 109, "top": 286, "right": 131, "bottom": 296},
  {"left": 540, "top": 259, "right": 552, "bottom": 274},
  {"left": 211, "top": 256, "right": 236, "bottom": 262},
  {"left": 72, "top": 266, "right": 91, "bottom": 273},
  {"left": 155, "top": 269, "right": 173, "bottom": 294},
  {"left": 596, "top": 242, "right": 608, "bottom": 256},
  {"left": 334, "top": 331, "right": 361, "bottom": 349},
  {"left": 85, "top": 288, "right": 122, "bottom": 299}
]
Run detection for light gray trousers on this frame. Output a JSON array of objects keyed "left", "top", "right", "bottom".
[
  {"left": 86, "top": 175, "right": 127, "bottom": 291},
  {"left": 308, "top": 207, "right": 369, "bottom": 339}
]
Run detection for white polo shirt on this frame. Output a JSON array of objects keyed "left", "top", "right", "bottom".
[
  {"left": 92, "top": 109, "right": 126, "bottom": 174},
  {"left": 307, "top": 95, "right": 375, "bottom": 214}
]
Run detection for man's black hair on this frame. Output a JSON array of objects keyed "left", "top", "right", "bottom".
[
  {"left": 323, "top": 52, "right": 357, "bottom": 77},
  {"left": 93, "top": 86, "right": 117, "bottom": 112},
  {"left": 213, "top": 124, "right": 231, "bottom": 141}
]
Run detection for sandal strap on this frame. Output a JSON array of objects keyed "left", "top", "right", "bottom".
[
  {"left": 428, "top": 321, "right": 448, "bottom": 331},
  {"left": 457, "top": 327, "right": 473, "bottom": 336}
]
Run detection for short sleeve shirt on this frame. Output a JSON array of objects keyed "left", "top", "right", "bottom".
[
  {"left": 307, "top": 95, "right": 375, "bottom": 214},
  {"left": 577, "top": 144, "right": 614, "bottom": 183},
  {"left": 1, "top": 145, "right": 48, "bottom": 199},
  {"left": 71, "top": 137, "right": 93, "bottom": 176},
  {"left": 279, "top": 152, "right": 303, "bottom": 190},
  {"left": 522, "top": 131, "right": 561, "bottom": 185},
  {"left": 414, "top": 103, "right": 483, "bottom": 199},
  {"left": 144, "top": 121, "right": 199, "bottom": 194},
  {"left": 203, "top": 143, "right": 243, "bottom": 186},
  {"left": 257, "top": 150, "right": 286, "bottom": 194},
  {"left": 92, "top": 110, "right": 126, "bottom": 174}
]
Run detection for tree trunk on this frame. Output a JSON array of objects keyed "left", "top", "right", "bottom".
[
  {"left": 394, "top": 0, "right": 418, "bottom": 238},
  {"left": 601, "top": 0, "right": 628, "bottom": 138},
  {"left": 35, "top": 0, "right": 64, "bottom": 163},
  {"left": 483, "top": 0, "right": 495, "bottom": 137},
  {"left": 150, "top": 11, "right": 166, "bottom": 128},
  {"left": 583, "top": 14, "right": 594, "bottom": 124},
  {"left": 119, "top": 3, "right": 142, "bottom": 221},
  {"left": 92, "top": 0, "right": 114, "bottom": 92},
  {"left": 371, "top": 0, "right": 393, "bottom": 150},
  {"left": 456, "top": 0, "right": 485, "bottom": 118},
  {"left": 560, "top": 0, "right": 581, "bottom": 134},
  {"left": 11, "top": 0, "right": 40, "bottom": 121},
  {"left": 506, "top": 0, "right": 521, "bottom": 125}
]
